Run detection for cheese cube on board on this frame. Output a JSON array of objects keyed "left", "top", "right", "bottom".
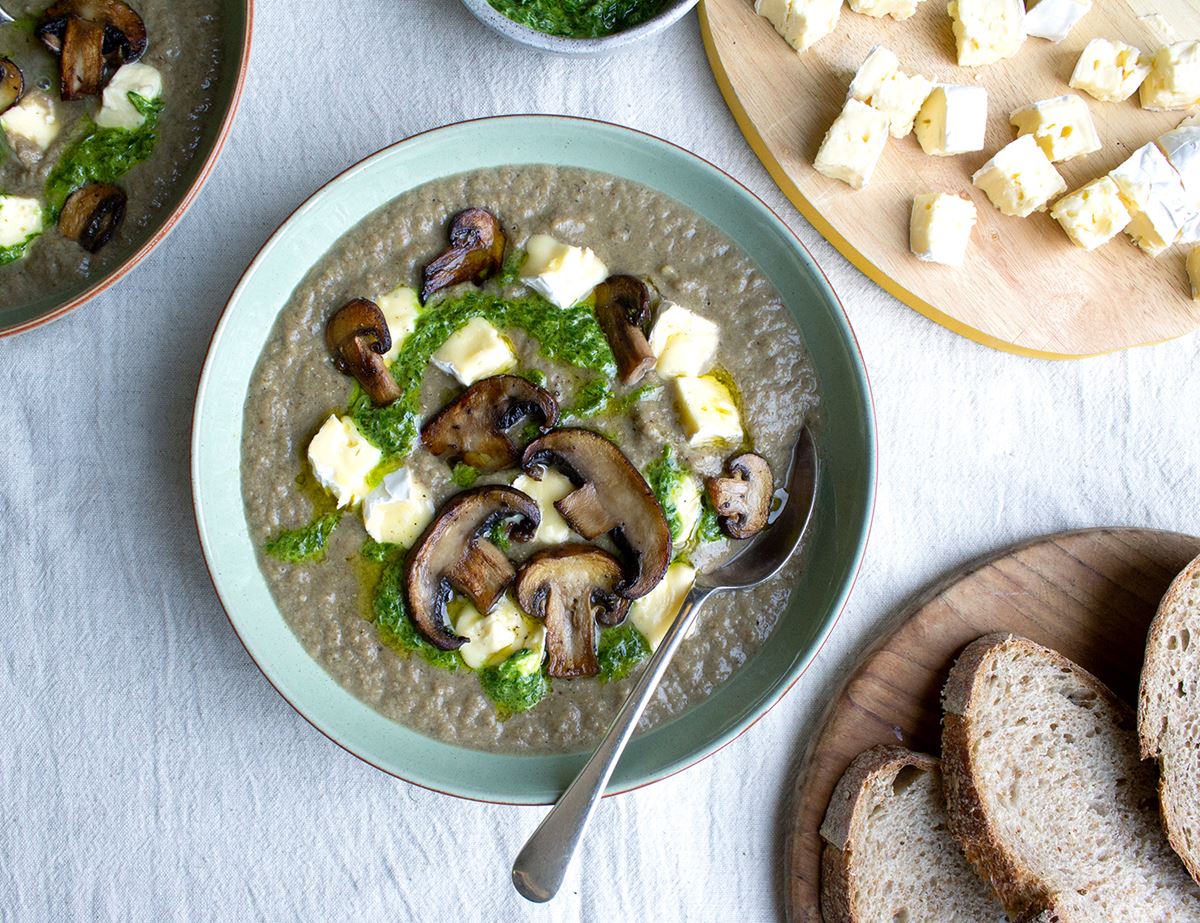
[
  {"left": 909, "top": 193, "right": 977, "bottom": 266},
  {"left": 1049, "top": 177, "right": 1131, "bottom": 250},
  {"left": 1069, "top": 38, "right": 1149, "bottom": 102},
  {"left": 361, "top": 468, "right": 435, "bottom": 547},
  {"left": 1023, "top": 0, "right": 1090, "bottom": 43},
  {"left": 0, "top": 195, "right": 45, "bottom": 249},
  {"left": 308, "top": 415, "right": 382, "bottom": 509},
  {"left": 914, "top": 86, "right": 988, "bottom": 156},
  {"left": 755, "top": 0, "right": 841, "bottom": 53},
  {"left": 874, "top": 70, "right": 933, "bottom": 139},
  {"left": 674, "top": 375, "right": 743, "bottom": 446},
  {"left": 630, "top": 563, "right": 698, "bottom": 651},
  {"left": 376, "top": 285, "right": 420, "bottom": 363},
  {"left": 1109, "top": 143, "right": 1195, "bottom": 256},
  {"left": 814, "top": 99, "right": 890, "bottom": 189},
  {"left": 1158, "top": 115, "right": 1200, "bottom": 205},
  {"left": 521, "top": 234, "right": 608, "bottom": 308},
  {"left": 848, "top": 0, "right": 920, "bottom": 21},
  {"left": 1181, "top": 213, "right": 1200, "bottom": 246},
  {"left": 1141, "top": 42, "right": 1200, "bottom": 112},
  {"left": 0, "top": 91, "right": 60, "bottom": 153},
  {"left": 948, "top": 0, "right": 1025, "bottom": 67},
  {"left": 431, "top": 317, "right": 516, "bottom": 385},
  {"left": 972, "top": 135, "right": 1067, "bottom": 217},
  {"left": 848, "top": 46, "right": 900, "bottom": 104},
  {"left": 1188, "top": 248, "right": 1200, "bottom": 300},
  {"left": 648, "top": 303, "right": 720, "bottom": 378},
  {"left": 1010, "top": 95, "right": 1101, "bottom": 163}
]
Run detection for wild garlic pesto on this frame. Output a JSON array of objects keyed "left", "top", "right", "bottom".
[
  {"left": 242, "top": 165, "right": 819, "bottom": 754},
  {"left": 487, "top": 0, "right": 667, "bottom": 38}
]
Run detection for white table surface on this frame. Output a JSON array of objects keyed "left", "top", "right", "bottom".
[{"left": 4, "top": 1, "right": 1200, "bottom": 920}]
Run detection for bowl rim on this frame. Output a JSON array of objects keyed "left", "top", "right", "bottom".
[
  {"left": 191, "top": 113, "right": 877, "bottom": 805},
  {"left": 459, "top": 0, "right": 700, "bottom": 53},
  {"left": 0, "top": 0, "right": 255, "bottom": 340}
]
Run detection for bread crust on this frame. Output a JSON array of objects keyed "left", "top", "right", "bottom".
[
  {"left": 941, "top": 633, "right": 1129, "bottom": 923},
  {"left": 1137, "top": 552, "right": 1200, "bottom": 885},
  {"left": 818, "top": 745, "right": 941, "bottom": 923}
]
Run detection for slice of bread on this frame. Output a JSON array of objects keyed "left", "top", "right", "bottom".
[
  {"left": 942, "top": 633, "right": 1200, "bottom": 922},
  {"left": 1139, "top": 553, "right": 1200, "bottom": 885},
  {"left": 819, "top": 745, "right": 1005, "bottom": 923}
]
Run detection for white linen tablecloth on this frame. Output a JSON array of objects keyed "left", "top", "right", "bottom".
[{"left": 4, "top": 1, "right": 1200, "bottom": 919}]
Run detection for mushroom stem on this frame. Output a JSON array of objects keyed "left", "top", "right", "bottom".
[
  {"left": 554, "top": 483, "right": 618, "bottom": 540},
  {"left": 60, "top": 17, "right": 105, "bottom": 100},
  {"left": 446, "top": 539, "right": 516, "bottom": 615},
  {"left": 593, "top": 275, "right": 655, "bottom": 385}
]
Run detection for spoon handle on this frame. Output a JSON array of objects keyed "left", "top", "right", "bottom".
[{"left": 511, "top": 583, "right": 717, "bottom": 903}]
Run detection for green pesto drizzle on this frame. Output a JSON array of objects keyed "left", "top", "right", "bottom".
[
  {"left": 479, "top": 649, "right": 549, "bottom": 717},
  {"left": 264, "top": 512, "right": 341, "bottom": 563},
  {"left": 598, "top": 622, "right": 650, "bottom": 683},
  {"left": 487, "top": 0, "right": 667, "bottom": 38}
]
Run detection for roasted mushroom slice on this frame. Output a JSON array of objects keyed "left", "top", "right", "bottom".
[
  {"left": 515, "top": 545, "right": 630, "bottom": 679},
  {"left": 593, "top": 275, "right": 655, "bottom": 385},
  {"left": 37, "top": 0, "right": 148, "bottom": 65},
  {"left": 0, "top": 59, "right": 24, "bottom": 115},
  {"left": 705, "top": 453, "right": 774, "bottom": 540},
  {"left": 404, "top": 486, "right": 540, "bottom": 650},
  {"left": 58, "top": 16, "right": 106, "bottom": 100},
  {"left": 59, "top": 183, "right": 126, "bottom": 252},
  {"left": 522, "top": 428, "right": 671, "bottom": 599},
  {"left": 422, "top": 375, "right": 559, "bottom": 473},
  {"left": 420, "top": 207, "right": 506, "bottom": 304},
  {"left": 325, "top": 299, "right": 402, "bottom": 406}
]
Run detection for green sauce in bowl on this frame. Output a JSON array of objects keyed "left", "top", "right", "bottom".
[{"left": 487, "top": 0, "right": 666, "bottom": 38}]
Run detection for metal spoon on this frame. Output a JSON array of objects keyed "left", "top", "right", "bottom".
[
  {"left": 512, "top": 426, "right": 820, "bottom": 903},
  {"left": 0, "top": 8, "right": 13, "bottom": 24}
]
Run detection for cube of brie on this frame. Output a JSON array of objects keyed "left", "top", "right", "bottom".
[
  {"left": 630, "top": 563, "right": 698, "bottom": 652},
  {"left": 511, "top": 470, "right": 575, "bottom": 547},
  {"left": 1023, "top": 0, "right": 1090, "bottom": 43},
  {"left": 431, "top": 317, "right": 516, "bottom": 385},
  {"left": 1070, "top": 38, "right": 1150, "bottom": 103},
  {"left": 909, "top": 193, "right": 977, "bottom": 266},
  {"left": 95, "top": 63, "right": 163, "bottom": 130},
  {"left": 361, "top": 467, "right": 435, "bottom": 547},
  {"left": 0, "top": 91, "right": 60, "bottom": 153},
  {"left": 1158, "top": 115, "right": 1200, "bottom": 206},
  {"left": 452, "top": 594, "right": 545, "bottom": 670},
  {"left": 973, "top": 135, "right": 1067, "bottom": 218},
  {"left": 848, "top": 46, "right": 900, "bottom": 104},
  {"left": 874, "top": 70, "right": 934, "bottom": 139},
  {"left": 1109, "top": 143, "right": 1194, "bottom": 256},
  {"left": 647, "top": 303, "right": 720, "bottom": 378},
  {"left": 1009, "top": 95, "right": 1101, "bottom": 163},
  {"left": 1049, "top": 177, "right": 1131, "bottom": 250},
  {"left": 756, "top": 0, "right": 842, "bottom": 53},
  {"left": 308, "top": 415, "right": 382, "bottom": 509},
  {"left": 948, "top": 0, "right": 1025, "bottom": 67},
  {"left": 1188, "top": 247, "right": 1200, "bottom": 301},
  {"left": 848, "top": 0, "right": 920, "bottom": 21},
  {"left": 0, "top": 195, "right": 45, "bottom": 251},
  {"left": 675, "top": 375, "right": 743, "bottom": 446},
  {"left": 520, "top": 234, "right": 608, "bottom": 309},
  {"left": 914, "top": 85, "right": 988, "bottom": 156},
  {"left": 376, "top": 285, "right": 420, "bottom": 362},
  {"left": 1141, "top": 42, "right": 1200, "bottom": 112},
  {"left": 814, "top": 99, "right": 890, "bottom": 190}
]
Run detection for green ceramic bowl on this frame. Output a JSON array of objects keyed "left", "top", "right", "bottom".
[{"left": 192, "top": 115, "right": 875, "bottom": 805}]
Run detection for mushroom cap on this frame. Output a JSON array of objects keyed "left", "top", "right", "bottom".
[
  {"left": 593, "top": 275, "right": 655, "bottom": 386},
  {"left": 421, "top": 208, "right": 507, "bottom": 304},
  {"left": 522, "top": 428, "right": 671, "bottom": 599},
  {"left": 515, "top": 544, "right": 629, "bottom": 679},
  {"left": 325, "top": 299, "right": 401, "bottom": 406},
  {"left": 421, "top": 375, "right": 559, "bottom": 473},
  {"left": 59, "top": 183, "right": 126, "bottom": 252},
  {"left": 0, "top": 58, "right": 25, "bottom": 115},
  {"left": 38, "top": 0, "right": 148, "bottom": 63},
  {"left": 404, "top": 486, "right": 540, "bottom": 650},
  {"left": 706, "top": 452, "right": 774, "bottom": 540}
]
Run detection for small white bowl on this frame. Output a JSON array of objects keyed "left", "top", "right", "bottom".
[{"left": 460, "top": 0, "right": 700, "bottom": 55}]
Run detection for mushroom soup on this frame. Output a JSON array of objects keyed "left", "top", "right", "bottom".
[
  {"left": 0, "top": 0, "right": 223, "bottom": 303},
  {"left": 241, "top": 166, "right": 819, "bottom": 754}
]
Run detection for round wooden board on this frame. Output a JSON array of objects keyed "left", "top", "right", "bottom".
[
  {"left": 783, "top": 527, "right": 1200, "bottom": 923},
  {"left": 700, "top": 0, "right": 1200, "bottom": 359}
]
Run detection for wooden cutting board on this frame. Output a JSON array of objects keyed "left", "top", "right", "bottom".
[
  {"left": 783, "top": 527, "right": 1200, "bottom": 923},
  {"left": 699, "top": 0, "right": 1200, "bottom": 358}
]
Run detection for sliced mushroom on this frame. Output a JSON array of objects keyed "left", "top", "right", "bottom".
[
  {"left": 420, "top": 207, "right": 506, "bottom": 304},
  {"left": 705, "top": 453, "right": 774, "bottom": 540},
  {"left": 0, "top": 59, "right": 24, "bottom": 115},
  {"left": 515, "top": 545, "right": 630, "bottom": 679},
  {"left": 325, "top": 299, "right": 402, "bottom": 406},
  {"left": 593, "top": 275, "right": 655, "bottom": 385},
  {"left": 421, "top": 375, "right": 559, "bottom": 473},
  {"left": 58, "top": 16, "right": 106, "bottom": 100},
  {"left": 404, "top": 486, "right": 540, "bottom": 650},
  {"left": 59, "top": 183, "right": 126, "bottom": 252},
  {"left": 522, "top": 428, "right": 671, "bottom": 599},
  {"left": 37, "top": 0, "right": 148, "bottom": 64}
]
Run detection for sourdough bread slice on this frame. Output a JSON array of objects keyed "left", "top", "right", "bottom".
[
  {"left": 1139, "top": 553, "right": 1200, "bottom": 885},
  {"left": 819, "top": 745, "right": 1005, "bottom": 923},
  {"left": 942, "top": 633, "right": 1200, "bottom": 922}
]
